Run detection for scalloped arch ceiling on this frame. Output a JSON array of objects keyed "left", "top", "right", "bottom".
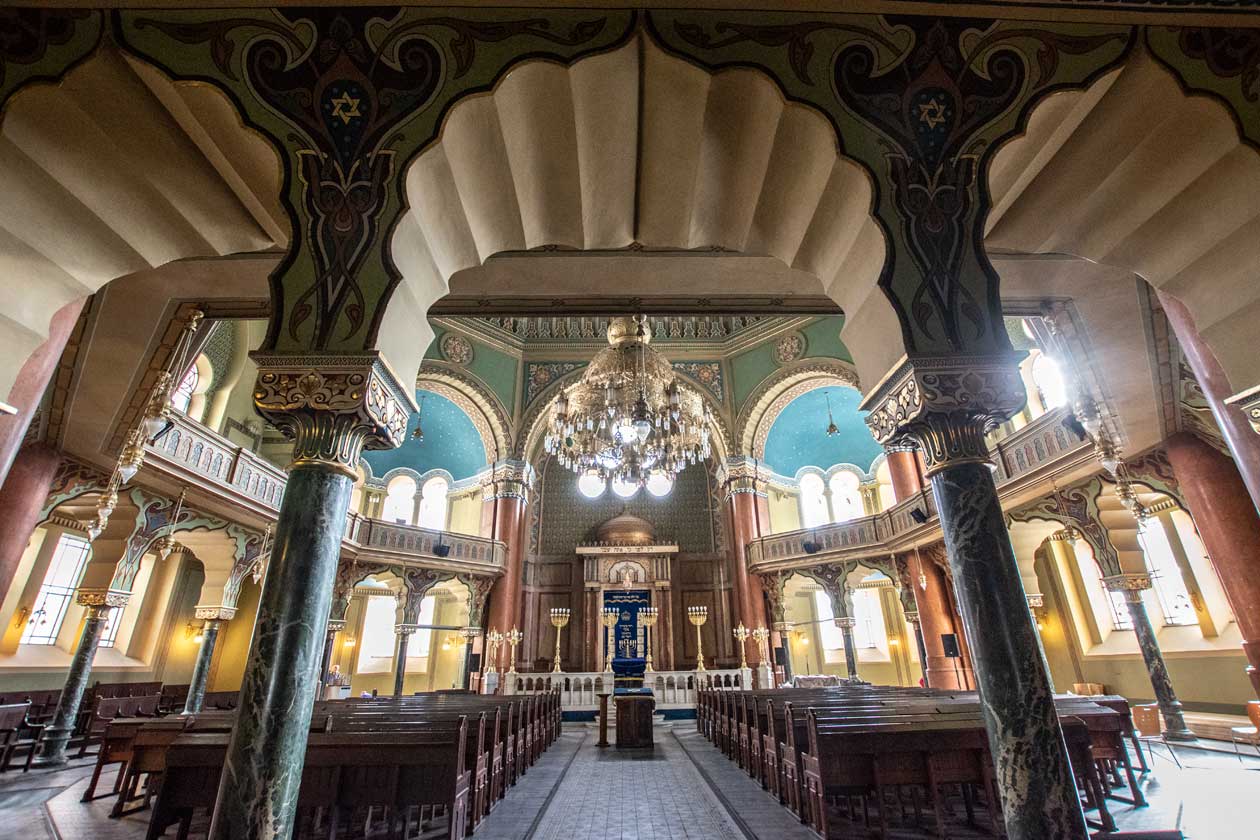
[
  {"left": 387, "top": 34, "right": 897, "bottom": 388},
  {"left": 986, "top": 48, "right": 1260, "bottom": 405},
  {"left": 0, "top": 44, "right": 287, "bottom": 401}
]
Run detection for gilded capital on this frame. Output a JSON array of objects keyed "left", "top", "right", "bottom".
[
  {"left": 252, "top": 352, "right": 415, "bottom": 477},
  {"left": 861, "top": 354, "right": 1026, "bottom": 475},
  {"left": 484, "top": 459, "right": 535, "bottom": 502},
  {"left": 194, "top": 605, "right": 238, "bottom": 621},
  {"left": 1102, "top": 572, "right": 1152, "bottom": 603},
  {"left": 1225, "top": 385, "right": 1260, "bottom": 436},
  {"left": 327, "top": 619, "right": 347, "bottom": 634},
  {"left": 834, "top": 617, "right": 857, "bottom": 630},
  {"left": 76, "top": 588, "right": 130, "bottom": 609}
]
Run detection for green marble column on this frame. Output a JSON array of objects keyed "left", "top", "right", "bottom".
[
  {"left": 183, "top": 618, "right": 223, "bottom": 715},
  {"left": 1111, "top": 579, "right": 1194, "bottom": 741},
  {"left": 209, "top": 355, "right": 412, "bottom": 840},
  {"left": 863, "top": 357, "right": 1088, "bottom": 840},
  {"left": 836, "top": 617, "right": 859, "bottom": 679},
  {"left": 392, "top": 626, "right": 415, "bottom": 697},
  {"left": 35, "top": 599, "right": 116, "bottom": 765}
]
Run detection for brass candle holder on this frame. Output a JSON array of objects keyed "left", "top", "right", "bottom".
[
  {"left": 549, "top": 608, "right": 570, "bottom": 673},
  {"left": 600, "top": 607, "right": 619, "bottom": 673},
  {"left": 687, "top": 605, "right": 709, "bottom": 671},
  {"left": 732, "top": 622, "right": 750, "bottom": 669},
  {"left": 505, "top": 627, "right": 523, "bottom": 675},
  {"left": 485, "top": 629, "right": 504, "bottom": 675},
  {"left": 640, "top": 607, "right": 659, "bottom": 673},
  {"left": 751, "top": 626, "right": 771, "bottom": 666}
]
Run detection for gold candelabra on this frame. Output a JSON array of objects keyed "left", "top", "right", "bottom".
[
  {"left": 505, "top": 627, "right": 523, "bottom": 675},
  {"left": 732, "top": 622, "right": 750, "bottom": 669},
  {"left": 687, "top": 605, "right": 708, "bottom": 671},
  {"left": 751, "top": 626, "right": 771, "bottom": 668},
  {"left": 549, "top": 608, "right": 570, "bottom": 673},
  {"left": 485, "top": 629, "right": 504, "bottom": 675},
  {"left": 600, "top": 607, "right": 619, "bottom": 673},
  {"left": 640, "top": 607, "right": 659, "bottom": 673}
]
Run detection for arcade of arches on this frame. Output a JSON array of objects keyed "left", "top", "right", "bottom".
[{"left": 1, "top": 3, "right": 1260, "bottom": 840}]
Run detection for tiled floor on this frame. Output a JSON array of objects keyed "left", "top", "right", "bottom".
[{"left": 1, "top": 726, "right": 1258, "bottom": 838}]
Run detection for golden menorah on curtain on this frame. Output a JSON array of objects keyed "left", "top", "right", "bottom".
[
  {"left": 549, "top": 608, "right": 570, "bottom": 673},
  {"left": 640, "top": 607, "right": 659, "bottom": 673},
  {"left": 505, "top": 627, "right": 523, "bottom": 675},
  {"left": 485, "top": 629, "right": 504, "bottom": 675},
  {"left": 732, "top": 623, "right": 750, "bottom": 669},
  {"left": 687, "top": 605, "right": 709, "bottom": 672},
  {"left": 600, "top": 607, "right": 619, "bottom": 673}
]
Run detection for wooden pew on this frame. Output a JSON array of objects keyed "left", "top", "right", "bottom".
[{"left": 147, "top": 727, "right": 472, "bottom": 840}]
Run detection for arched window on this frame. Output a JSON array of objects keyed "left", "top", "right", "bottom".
[
  {"left": 1138, "top": 519, "right": 1197, "bottom": 627},
  {"left": 171, "top": 364, "right": 199, "bottom": 414},
  {"left": 813, "top": 590, "right": 844, "bottom": 655},
  {"left": 851, "top": 586, "right": 888, "bottom": 650},
  {"left": 382, "top": 476, "right": 418, "bottom": 525},
  {"left": 799, "top": 473, "right": 828, "bottom": 528},
  {"left": 1031, "top": 352, "right": 1069, "bottom": 411},
  {"left": 20, "top": 534, "right": 91, "bottom": 646},
  {"left": 417, "top": 476, "right": 449, "bottom": 530},
  {"left": 358, "top": 595, "right": 400, "bottom": 668},
  {"left": 828, "top": 471, "right": 863, "bottom": 522}
]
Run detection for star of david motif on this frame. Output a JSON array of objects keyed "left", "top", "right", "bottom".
[
  {"left": 917, "top": 97, "right": 947, "bottom": 130},
  {"left": 330, "top": 91, "right": 361, "bottom": 125}
]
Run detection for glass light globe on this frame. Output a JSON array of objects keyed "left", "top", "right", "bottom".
[
  {"left": 634, "top": 418, "right": 652, "bottom": 443},
  {"left": 615, "top": 420, "right": 637, "bottom": 444},
  {"left": 577, "top": 472, "right": 606, "bottom": 499},
  {"left": 611, "top": 476, "right": 639, "bottom": 499},
  {"left": 646, "top": 471, "right": 674, "bottom": 497}
]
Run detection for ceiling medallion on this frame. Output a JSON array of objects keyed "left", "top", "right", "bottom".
[
  {"left": 441, "top": 333, "right": 474, "bottom": 365},
  {"left": 774, "top": 332, "right": 806, "bottom": 365},
  {"left": 545, "top": 316, "right": 712, "bottom": 500}
]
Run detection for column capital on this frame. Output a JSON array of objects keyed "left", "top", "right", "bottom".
[
  {"left": 326, "top": 619, "right": 347, "bottom": 634},
  {"left": 252, "top": 352, "right": 415, "bottom": 478},
  {"left": 195, "top": 605, "right": 238, "bottom": 621},
  {"left": 834, "top": 617, "right": 857, "bottom": 630},
  {"left": 76, "top": 588, "right": 129, "bottom": 609},
  {"left": 861, "top": 353, "right": 1026, "bottom": 475},
  {"left": 1225, "top": 384, "right": 1260, "bottom": 435},
  {"left": 483, "top": 459, "right": 535, "bottom": 501},
  {"left": 394, "top": 623, "right": 420, "bottom": 636},
  {"left": 903, "top": 611, "right": 920, "bottom": 624},
  {"left": 1101, "top": 572, "right": 1152, "bottom": 603},
  {"left": 1025, "top": 594, "right": 1045, "bottom": 610},
  {"left": 717, "top": 456, "right": 769, "bottom": 500}
]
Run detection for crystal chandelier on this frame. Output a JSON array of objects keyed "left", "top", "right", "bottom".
[{"left": 544, "top": 316, "right": 711, "bottom": 498}]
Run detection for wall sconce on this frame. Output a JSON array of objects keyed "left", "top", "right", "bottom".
[
  {"left": 13, "top": 606, "right": 29, "bottom": 628},
  {"left": 185, "top": 622, "right": 205, "bottom": 644},
  {"left": 343, "top": 636, "right": 356, "bottom": 648},
  {"left": 888, "top": 637, "right": 900, "bottom": 647}
]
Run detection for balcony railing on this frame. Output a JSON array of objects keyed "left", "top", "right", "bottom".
[
  {"left": 747, "top": 407, "right": 1089, "bottom": 571},
  {"left": 147, "top": 413, "right": 286, "bottom": 510},
  {"left": 346, "top": 515, "right": 506, "bottom": 569},
  {"left": 146, "top": 413, "right": 505, "bottom": 572}
]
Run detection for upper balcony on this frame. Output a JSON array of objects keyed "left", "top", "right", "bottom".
[
  {"left": 144, "top": 412, "right": 505, "bottom": 576},
  {"left": 747, "top": 407, "right": 1093, "bottom": 572}
]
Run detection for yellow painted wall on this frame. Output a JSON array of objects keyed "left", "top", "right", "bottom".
[
  {"left": 768, "top": 488, "right": 801, "bottom": 534},
  {"left": 448, "top": 488, "right": 484, "bottom": 536}
]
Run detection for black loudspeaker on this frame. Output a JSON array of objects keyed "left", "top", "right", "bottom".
[
  {"left": 802, "top": 541, "right": 822, "bottom": 554},
  {"left": 941, "top": 633, "right": 961, "bottom": 659},
  {"left": 433, "top": 543, "right": 451, "bottom": 558},
  {"left": 774, "top": 647, "right": 787, "bottom": 666},
  {"left": 910, "top": 507, "right": 929, "bottom": 524}
]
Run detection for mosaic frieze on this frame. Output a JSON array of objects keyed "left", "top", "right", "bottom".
[{"left": 525, "top": 361, "right": 586, "bottom": 406}]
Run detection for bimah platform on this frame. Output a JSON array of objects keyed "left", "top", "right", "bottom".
[{"left": 614, "top": 688, "right": 654, "bottom": 748}]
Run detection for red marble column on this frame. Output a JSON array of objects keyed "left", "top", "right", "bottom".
[
  {"left": 1166, "top": 431, "right": 1260, "bottom": 696},
  {"left": 1159, "top": 291, "right": 1260, "bottom": 512},
  {"left": 886, "top": 448, "right": 925, "bottom": 502},
  {"left": 0, "top": 299, "right": 84, "bottom": 486},
  {"left": 485, "top": 493, "right": 527, "bottom": 666},
  {"left": 726, "top": 481, "right": 768, "bottom": 665},
  {"left": 911, "top": 548, "right": 975, "bottom": 690},
  {"left": 0, "top": 443, "right": 63, "bottom": 599}
]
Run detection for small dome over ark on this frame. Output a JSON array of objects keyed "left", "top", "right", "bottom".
[{"left": 595, "top": 511, "right": 656, "bottom": 546}]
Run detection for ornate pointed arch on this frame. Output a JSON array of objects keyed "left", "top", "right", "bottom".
[{"left": 735, "top": 358, "right": 861, "bottom": 459}]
